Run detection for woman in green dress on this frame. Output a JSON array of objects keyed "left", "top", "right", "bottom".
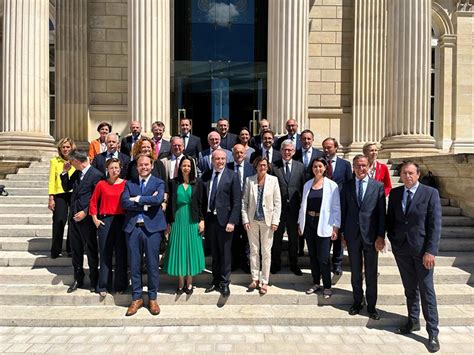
[{"left": 164, "top": 155, "right": 205, "bottom": 294}]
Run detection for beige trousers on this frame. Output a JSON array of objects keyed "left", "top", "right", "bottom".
[{"left": 248, "top": 220, "right": 274, "bottom": 285}]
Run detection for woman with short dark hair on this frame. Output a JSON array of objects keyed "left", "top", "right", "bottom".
[{"left": 88, "top": 121, "right": 112, "bottom": 161}]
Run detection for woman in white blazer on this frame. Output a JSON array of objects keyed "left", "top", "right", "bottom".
[
  {"left": 242, "top": 156, "right": 281, "bottom": 294},
  {"left": 298, "top": 157, "right": 341, "bottom": 298}
]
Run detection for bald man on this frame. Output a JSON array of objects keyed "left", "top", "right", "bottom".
[
  {"left": 120, "top": 120, "right": 143, "bottom": 158},
  {"left": 275, "top": 119, "right": 301, "bottom": 151}
]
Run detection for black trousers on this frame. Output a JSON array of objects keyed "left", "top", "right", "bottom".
[
  {"left": 303, "top": 215, "right": 331, "bottom": 289},
  {"left": 69, "top": 215, "right": 99, "bottom": 287},
  {"left": 206, "top": 214, "right": 233, "bottom": 287},
  {"left": 97, "top": 215, "right": 128, "bottom": 292},
  {"left": 231, "top": 224, "right": 250, "bottom": 269},
  {"left": 393, "top": 244, "right": 439, "bottom": 337},
  {"left": 346, "top": 235, "right": 379, "bottom": 310},
  {"left": 272, "top": 209, "right": 299, "bottom": 268},
  {"left": 51, "top": 192, "right": 71, "bottom": 256}
]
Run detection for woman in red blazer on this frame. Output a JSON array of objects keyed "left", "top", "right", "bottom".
[{"left": 363, "top": 142, "right": 392, "bottom": 196}]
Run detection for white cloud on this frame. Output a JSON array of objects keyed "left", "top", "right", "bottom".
[{"left": 206, "top": 2, "right": 240, "bottom": 27}]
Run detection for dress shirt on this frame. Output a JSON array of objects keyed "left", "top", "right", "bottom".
[
  {"left": 106, "top": 151, "right": 119, "bottom": 160},
  {"left": 283, "top": 159, "right": 293, "bottom": 173},
  {"left": 207, "top": 168, "right": 224, "bottom": 213},
  {"left": 302, "top": 147, "right": 312, "bottom": 168},
  {"left": 80, "top": 165, "right": 91, "bottom": 181},
  {"left": 264, "top": 147, "right": 273, "bottom": 162},
  {"left": 170, "top": 154, "right": 184, "bottom": 179},
  {"left": 234, "top": 162, "right": 244, "bottom": 189},
  {"left": 100, "top": 142, "right": 107, "bottom": 153},
  {"left": 355, "top": 175, "right": 369, "bottom": 204},
  {"left": 153, "top": 137, "right": 162, "bottom": 155},
  {"left": 181, "top": 133, "right": 189, "bottom": 148},
  {"left": 402, "top": 182, "right": 420, "bottom": 213},
  {"left": 327, "top": 155, "right": 337, "bottom": 172}
]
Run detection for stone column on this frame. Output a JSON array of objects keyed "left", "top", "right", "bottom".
[
  {"left": 381, "top": 0, "right": 437, "bottom": 156},
  {"left": 55, "top": 0, "right": 89, "bottom": 142},
  {"left": 0, "top": 0, "right": 55, "bottom": 155},
  {"left": 348, "top": 0, "right": 386, "bottom": 153},
  {"left": 128, "top": 0, "right": 170, "bottom": 134},
  {"left": 267, "top": 0, "right": 308, "bottom": 136}
]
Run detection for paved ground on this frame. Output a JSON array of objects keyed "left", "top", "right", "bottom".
[{"left": 0, "top": 325, "right": 471, "bottom": 354}]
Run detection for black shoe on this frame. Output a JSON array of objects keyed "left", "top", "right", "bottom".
[
  {"left": 67, "top": 280, "right": 83, "bottom": 293},
  {"left": 333, "top": 269, "right": 343, "bottom": 276},
  {"left": 90, "top": 287, "right": 97, "bottom": 293},
  {"left": 221, "top": 285, "right": 230, "bottom": 297},
  {"left": 367, "top": 309, "right": 381, "bottom": 320},
  {"left": 397, "top": 320, "right": 421, "bottom": 334},
  {"left": 50, "top": 253, "right": 61, "bottom": 259},
  {"left": 348, "top": 303, "right": 363, "bottom": 315},
  {"left": 204, "top": 284, "right": 220, "bottom": 293},
  {"left": 184, "top": 285, "right": 194, "bottom": 295},
  {"left": 290, "top": 267, "right": 303, "bottom": 276},
  {"left": 176, "top": 286, "right": 184, "bottom": 295},
  {"left": 427, "top": 335, "right": 440, "bottom": 353}
]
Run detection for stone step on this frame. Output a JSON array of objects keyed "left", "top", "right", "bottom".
[
  {"left": 441, "top": 216, "right": 474, "bottom": 227},
  {"left": 442, "top": 226, "right": 474, "bottom": 238},
  {"left": 442, "top": 206, "right": 462, "bottom": 216},
  {"left": 0, "top": 266, "right": 471, "bottom": 286},
  {"left": 0, "top": 205, "right": 49, "bottom": 214},
  {"left": 0, "top": 180, "right": 46, "bottom": 188},
  {"left": 0, "top": 225, "right": 55, "bottom": 237},
  {"left": 440, "top": 198, "right": 450, "bottom": 206},
  {"left": 439, "top": 238, "right": 474, "bottom": 252},
  {"left": 5, "top": 173, "right": 49, "bottom": 181},
  {"left": 0, "top": 304, "right": 471, "bottom": 327},
  {"left": 0, "top": 196, "right": 48, "bottom": 205},
  {"left": 0, "top": 283, "right": 471, "bottom": 307},
  {"left": 3, "top": 188, "right": 48, "bottom": 196},
  {"left": 16, "top": 167, "right": 50, "bottom": 175}
]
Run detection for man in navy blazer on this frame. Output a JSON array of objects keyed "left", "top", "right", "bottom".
[
  {"left": 216, "top": 118, "right": 239, "bottom": 151},
  {"left": 227, "top": 144, "right": 255, "bottom": 273},
  {"left": 121, "top": 155, "right": 167, "bottom": 317},
  {"left": 340, "top": 155, "right": 386, "bottom": 320},
  {"left": 60, "top": 149, "right": 103, "bottom": 294},
  {"left": 275, "top": 118, "right": 301, "bottom": 151},
  {"left": 120, "top": 120, "right": 142, "bottom": 158},
  {"left": 322, "top": 137, "right": 352, "bottom": 275},
  {"left": 294, "top": 129, "right": 325, "bottom": 181},
  {"left": 91, "top": 133, "right": 130, "bottom": 179},
  {"left": 201, "top": 149, "right": 242, "bottom": 297},
  {"left": 151, "top": 121, "right": 171, "bottom": 159},
  {"left": 249, "top": 118, "right": 272, "bottom": 150},
  {"left": 250, "top": 130, "right": 282, "bottom": 164},
  {"left": 198, "top": 131, "right": 233, "bottom": 175},
  {"left": 386, "top": 160, "right": 442, "bottom": 352},
  {"left": 179, "top": 118, "right": 202, "bottom": 159}
]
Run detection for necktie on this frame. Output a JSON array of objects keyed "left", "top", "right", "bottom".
[
  {"left": 209, "top": 171, "right": 220, "bottom": 212},
  {"left": 303, "top": 150, "right": 309, "bottom": 168},
  {"left": 155, "top": 139, "right": 160, "bottom": 157},
  {"left": 138, "top": 179, "right": 146, "bottom": 221},
  {"left": 173, "top": 157, "right": 179, "bottom": 178},
  {"left": 285, "top": 162, "right": 291, "bottom": 181},
  {"left": 327, "top": 159, "right": 333, "bottom": 179},
  {"left": 405, "top": 190, "right": 412, "bottom": 215},
  {"left": 265, "top": 150, "right": 270, "bottom": 161},
  {"left": 358, "top": 179, "right": 364, "bottom": 206},
  {"left": 236, "top": 164, "right": 243, "bottom": 189},
  {"left": 182, "top": 135, "right": 188, "bottom": 148}
]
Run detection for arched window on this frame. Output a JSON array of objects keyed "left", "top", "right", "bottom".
[{"left": 49, "top": 19, "right": 55, "bottom": 137}]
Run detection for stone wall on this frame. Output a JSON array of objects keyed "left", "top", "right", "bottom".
[{"left": 307, "top": 0, "right": 353, "bottom": 147}]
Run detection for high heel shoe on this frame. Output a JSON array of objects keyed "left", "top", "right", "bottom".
[
  {"left": 176, "top": 285, "right": 184, "bottom": 295},
  {"left": 184, "top": 284, "right": 193, "bottom": 295}
]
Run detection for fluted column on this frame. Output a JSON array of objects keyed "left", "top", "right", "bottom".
[
  {"left": 381, "top": 0, "right": 437, "bottom": 156},
  {"left": 55, "top": 0, "right": 88, "bottom": 142},
  {"left": 128, "top": 0, "right": 170, "bottom": 134},
  {"left": 0, "top": 0, "right": 55, "bottom": 154},
  {"left": 348, "top": 0, "right": 386, "bottom": 153},
  {"left": 267, "top": 0, "right": 308, "bottom": 136}
]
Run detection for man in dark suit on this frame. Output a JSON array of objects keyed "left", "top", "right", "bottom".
[
  {"left": 121, "top": 154, "right": 167, "bottom": 317},
  {"left": 92, "top": 133, "right": 130, "bottom": 179},
  {"left": 198, "top": 131, "right": 233, "bottom": 175},
  {"left": 120, "top": 120, "right": 142, "bottom": 158},
  {"left": 294, "top": 129, "right": 325, "bottom": 181},
  {"left": 217, "top": 118, "right": 239, "bottom": 151},
  {"left": 322, "top": 137, "right": 352, "bottom": 275},
  {"left": 151, "top": 121, "right": 171, "bottom": 159},
  {"left": 161, "top": 136, "right": 186, "bottom": 180},
  {"left": 386, "top": 160, "right": 442, "bottom": 353},
  {"left": 275, "top": 118, "right": 301, "bottom": 151},
  {"left": 340, "top": 154, "right": 386, "bottom": 320},
  {"left": 249, "top": 118, "right": 271, "bottom": 150},
  {"left": 201, "top": 149, "right": 241, "bottom": 297},
  {"left": 179, "top": 118, "right": 202, "bottom": 160},
  {"left": 271, "top": 139, "right": 306, "bottom": 275},
  {"left": 60, "top": 149, "right": 103, "bottom": 293},
  {"left": 250, "top": 130, "right": 282, "bottom": 164},
  {"left": 227, "top": 144, "right": 255, "bottom": 273}
]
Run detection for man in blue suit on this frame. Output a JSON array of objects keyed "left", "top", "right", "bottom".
[
  {"left": 121, "top": 154, "right": 167, "bottom": 317},
  {"left": 198, "top": 131, "right": 233, "bottom": 175},
  {"left": 322, "top": 137, "right": 352, "bottom": 275},
  {"left": 340, "top": 155, "right": 386, "bottom": 320},
  {"left": 91, "top": 133, "right": 130, "bottom": 179},
  {"left": 202, "top": 149, "right": 242, "bottom": 297},
  {"left": 386, "top": 160, "right": 442, "bottom": 353}
]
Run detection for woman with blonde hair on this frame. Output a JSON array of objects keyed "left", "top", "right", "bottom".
[
  {"left": 48, "top": 137, "right": 76, "bottom": 259},
  {"left": 363, "top": 142, "right": 392, "bottom": 196}
]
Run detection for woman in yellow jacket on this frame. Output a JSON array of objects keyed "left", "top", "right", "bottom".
[{"left": 48, "top": 138, "right": 76, "bottom": 259}]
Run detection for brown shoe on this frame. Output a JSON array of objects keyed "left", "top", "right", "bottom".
[
  {"left": 148, "top": 299, "right": 161, "bottom": 316},
  {"left": 125, "top": 299, "right": 143, "bottom": 316}
]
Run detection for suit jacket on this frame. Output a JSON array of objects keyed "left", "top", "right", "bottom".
[
  {"left": 249, "top": 134, "right": 276, "bottom": 150},
  {"left": 197, "top": 148, "right": 233, "bottom": 176},
  {"left": 120, "top": 134, "right": 141, "bottom": 157},
  {"left": 386, "top": 183, "right": 442, "bottom": 256},
  {"left": 161, "top": 155, "right": 188, "bottom": 180},
  {"left": 60, "top": 165, "right": 103, "bottom": 216},
  {"left": 294, "top": 147, "right": 325, "bottom": 181},
  {"left": 275, "top": 133, "right": 301, "bottom": 151},
  {"left": 121, "top": 175, "right": 167, "bottom": 234},
  {"left": 127, "top": 159, "right": 168, "bottom": 192},
  {"left": 91, "top": 151, "right": 131, "bottom": 179},
  {"left": 329, "top": 156, "right": 353, "bottom": 189},
  {"left": 201, "top": 168, "right": 242, "bottom": 227},
  {"left": 226, "top": 161, "right": 255, "bottom": 193},
  {"left": 249, "top": 148, "right": 282, "bottom": 164},
  {"left": 219, "top": 132, "right": 239, "bottom": 151},
  {"left": 298, "top": 177, "right": 341, "bottom": 237},
  {"left": 272, "top": 159, "right": 306, "bottom": 215},
  {"left": 340, "top": 178, "right": 386, "bottom": 245},
  {"left": 155, "top": 138, "right": 171, "bottom": 159},
  {"left": 372, "top": 161, "right": 392, "bottom": 196},
  {"left": 167, "top": 179, "right": 206, "bottom": 223},
  {"left": 241, "top": 174, "right": 281, "bottom": 227},
  {"left": 182, "top": 134, "right": 202, "bottom": 159}
]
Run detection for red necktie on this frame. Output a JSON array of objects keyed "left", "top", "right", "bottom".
[{"left": 327, "top": 159, "right": 333, "bottom": 179}]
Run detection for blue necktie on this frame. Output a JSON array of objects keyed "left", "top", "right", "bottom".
[
  {"left": 358, "top": 179, "right": 364, "bottom": 206},
  {"left": 303, "top": 150, "right": 309, "bottom": 168},
  {"left": 209, "top": 171, "right": 220, "bottom": 212},
  {"left": 138, "top": 179, "right": 145, "bottom": 221}
]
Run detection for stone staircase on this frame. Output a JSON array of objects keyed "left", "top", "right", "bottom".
[{"left": 0, "top": 160, "right": 472, "bottom": 327}]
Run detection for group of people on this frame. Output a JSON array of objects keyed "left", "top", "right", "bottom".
[{"left": 47, "top": 117, "right": 442, "bottom": 352}]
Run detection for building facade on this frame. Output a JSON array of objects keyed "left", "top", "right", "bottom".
[{"left": 0, "top": 0, "right": 473, "bottom": 160}]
